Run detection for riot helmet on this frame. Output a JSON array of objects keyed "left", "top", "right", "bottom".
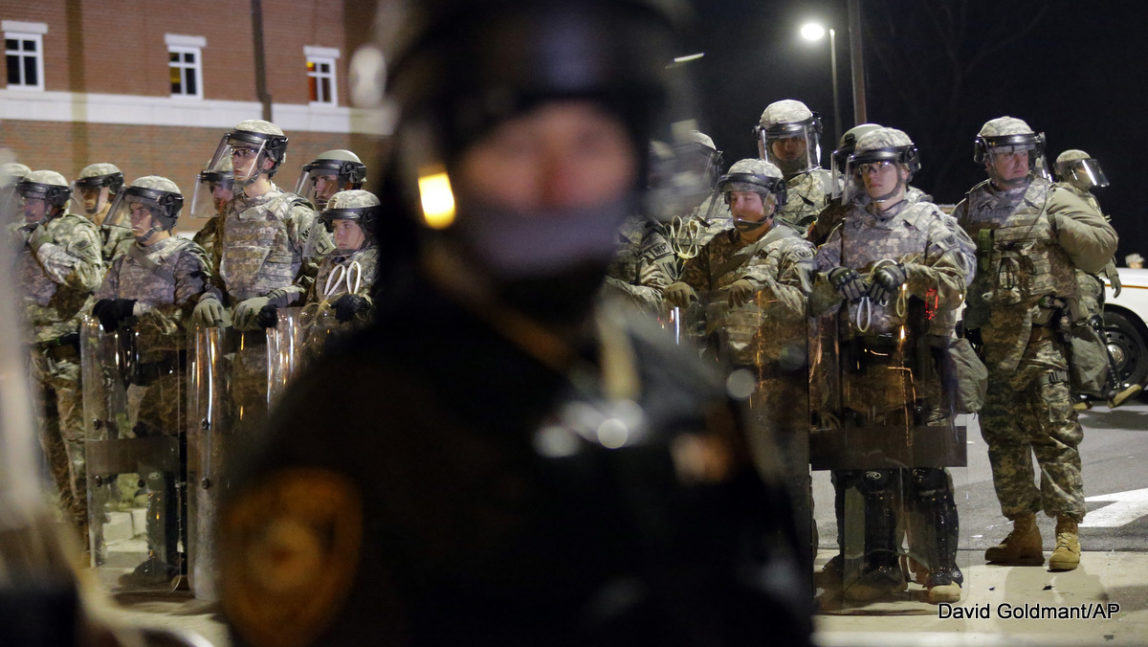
[
  {"left": 830, "top": 123, "right": 882, "bottom": 197},
  {"left": 844, "top": 127, "right": 919, "bottom": 204},
  {"left": 205, "top": 120, "right": 289, "bottom": 186},
  {"left": 321, "top": 189, "right": 380, "bottom": 252},
  {"left": 717, "top": 158, "right": 786, "bottom": 232},
  {"left": 974, "top": 116, "right": 1046, "bottom": 187},
  {"left": 673, "top": 130, "right": 723, "bottom": 188},
  {"left": 754, "top": 99, "right": 823, "bottom": 178},
  {"left": 1054, "top": 149, "right": 1108, "bottom": 191},
  {"left": 295, "top": 149, "right": 367, "bottom": 210},
  {"left": 189, "top": 157, "right": 235, "bottom": 227},
  {"left": 72, "top": 163, "right": 124, "bottom": 219},
  {"left": 104, "top": 176, "right": 184, "bottom": 242},
  {"left": 368, "top": 0, "right": 685, "bottom": 322},
  {"left": 17, "top": 170, "right": 72, "bottom": 225}
]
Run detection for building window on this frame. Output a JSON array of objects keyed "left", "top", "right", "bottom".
[
  {"left": 165, "top": 34, "right": 205, "bottom": 99},
  {"left": 305, "top": 46, "right": 340, "bottom": 106},
  {"left": 3, "top": 21, "right": 47, "bottom": 91}
]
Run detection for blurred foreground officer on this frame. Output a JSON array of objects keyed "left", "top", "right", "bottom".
[
  {"left": 954, "top": 117, "right": 1117, "bottom": 571},
  {"left": 755, "top": 99, "right": 834, "bottom": 232},
  {"left": 218, "top": 1, "right": 812, "bottom": 646},
  {"left": 812, "top": 128, "right": 974, "bottom": 603},
  {"left": 16, "top": 171, "right": 104, "bottom": 548},
  {"left": 1052, "top": 149, "right": 1139, "bottom": 409},
  {"left": 72, "top": 163, "right": 132, "bottom": 263}
]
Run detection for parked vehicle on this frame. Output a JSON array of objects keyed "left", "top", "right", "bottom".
[{"left": 1104, "top": 268, "right": 1148, "bottom": 391}]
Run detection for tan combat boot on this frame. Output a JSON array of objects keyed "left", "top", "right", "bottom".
[
  {"left": 1049, "top": 516, "right": 1081, "bottom": 571},
  {"left": 984, "top": 513, "right": 1044, "bottom": 565},
  {"left": 1108, "top": 384, "right": 1143, "bottom": 408}
]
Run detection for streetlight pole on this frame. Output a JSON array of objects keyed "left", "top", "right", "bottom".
[
  {"left": 800, "top": 22, "right": 842, "bottom": 150},
  {"left": 828, "top": 28, "right": 841, "bottom": 149}
]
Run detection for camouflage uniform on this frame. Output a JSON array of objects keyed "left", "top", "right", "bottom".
[
  {"left": 812, "top": 127, "right": 975, "bottom": 602},
  {"left": 603, "top": 213, "right": 676, "bottom": 312},
  {"left": 808, "top": 185, "right": 929, "bottom": 246},
  {"left": 954, "top": 176, "right": 1117, "bottom": 522},
  {"left": 19, "top": 179, "right": 104, "bottom": 543},
  {"left": 778, "top": 169, "right": 834, "bottom": 233},
  {"left": 192, "top": 215, "right": 225, "bottom": 276},
  {"left": 91, "top": 222, "right": 210, "bottom": 580}
]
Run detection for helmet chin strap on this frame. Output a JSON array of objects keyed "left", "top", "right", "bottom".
[
  {"left": 134, "top": 225, "right": 165, "bottom": 244},
  {"left": 732, "top": 216, "right": 768, "bottom": 232}
]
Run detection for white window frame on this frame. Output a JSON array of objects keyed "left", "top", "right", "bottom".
[
  {"left": 165, "top": 34, "right": 205, "bottom": 100},
  {"left": 3, "top": 21, "right": 48, "bottom": 92},
  {"left": 304, "top": 45, "right": 340, "bottom": 107}
]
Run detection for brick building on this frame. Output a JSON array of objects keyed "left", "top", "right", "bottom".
[{"left": 1, "top": 0, "right": 387, "bottom": 233}]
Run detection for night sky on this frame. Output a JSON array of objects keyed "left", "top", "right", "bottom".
[{"left": 682, "top": 0, "right": 1147, "bottom": 264}]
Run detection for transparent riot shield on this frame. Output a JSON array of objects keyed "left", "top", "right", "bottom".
[
  {"left": 187, "top": 317, "right": 304, "bottom": 600},
  {"left": 81, "top": 316, "right": 185, "bottom": 593},
  {"left": 808, "top": 294, "right": 967, "bottom": 609}
]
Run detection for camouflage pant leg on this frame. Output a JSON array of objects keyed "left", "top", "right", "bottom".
[
  {"left": 982, "top": 338, "right": 1085, "bottom": 521},
  {"left": 128, "top": 371, "right": 185, "bottom": 567},
  {"left": 752, "top": 377, "right": 813, "bottom": 559},
  {"left": 30, "top": 352, "right": 88, "bottom": 540}
]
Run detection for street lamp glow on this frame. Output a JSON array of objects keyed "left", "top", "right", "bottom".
[{"left": 800, "top": 22, "right": 826, "bottom": 42}]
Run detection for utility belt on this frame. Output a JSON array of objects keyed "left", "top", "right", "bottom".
[{"left": 33, "top": 332, "right": 80, "bottom": 361}]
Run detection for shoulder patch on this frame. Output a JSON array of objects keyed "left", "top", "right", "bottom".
[{"left": 221, "top": 468, "right": 363, "bottom": 647}]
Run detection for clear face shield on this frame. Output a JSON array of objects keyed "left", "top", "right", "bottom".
[
  {"left": 72, "top": 178, "right": 112, "bottom": 218},
  {"left": 188, "top": 171, "right": 234, "bottom": 229},
  {"left": 1061, "top": 158, "right": 1109, "bottom": 189},
  {"left": 206, "top": 132, "right": 273, "bottom": 185},
  {"left": 294, "top": 162, "right": 346, "bottom": 211},
  {"left": 759, "top": 121, "right": 821, "bottom": 177},
  {"left": 16, "top": 183, "right": 66, "bottom": 227},
  {"left": 843, "top": 153, "right": 904, "bottom": 205}
]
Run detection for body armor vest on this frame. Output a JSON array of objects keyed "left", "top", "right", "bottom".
[
  {"left": 219, "top": 190, "right": 310, "bottom": 301},
  {"left": 958, "top": 178, "right": 1077, "bottom": 311}
]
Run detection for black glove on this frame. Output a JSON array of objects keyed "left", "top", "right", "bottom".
[
  {"left": 868, "top": 262, "right": 908, "bottom": 305},
  {"left": 333, "top": 294, "right": 369, "bottom": 322},
  {"left": 828, "top": 267, "right": 866, "bottom": 302},
  {"left": 256, "top": 304, "right": 280, "bottom": 329},
  {"left": 92, "top": 298, "right": 136, "bottom": 332}
]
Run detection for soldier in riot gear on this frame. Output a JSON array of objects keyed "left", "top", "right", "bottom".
[
  {"left": 86, "top": 176, "right": 210, "bottom": 587},
  {"left": 663, "top": 157, "right": 816, "bottom": 558},
  {"left": 189, "top": 159, "right": 235, "bottom": 273},
  {"left": 2, "top": 161, "right": 31, "bottom": 223},
  {"left": 294, "top": 149, "right": 367, "bottom": 210},
  {"left": 15, "top": 170, "right": 105, "bottom": 550},
  {"left": 255, "top": 190, "right": 380, "bottom": 344},
  {"left": 192, "top": 119, "right": 330, "bottom": 331},
  {"left": 755, "top": 99, "right": 836, "bottom": 232},
  {"left": 1052, "top": 150, "right": 1139, "bottom": 409},
  {"left": 811, "top": 128, "right": 975, "bottom": 604},
  {"left": 72, "top": 163, "right": 132, "bottom": 263},
  {"left": 216, "top": 1, "right": 812, "bottom": 645},
  {"left": 954, "top": 117, "right": 1118, "bottom": 572}
]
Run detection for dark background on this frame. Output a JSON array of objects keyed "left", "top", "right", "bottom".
[{"left": 681, "top": 0, "right": 1146, "bottom": 263}]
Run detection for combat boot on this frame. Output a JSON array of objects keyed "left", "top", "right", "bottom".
[
  {"left": 1108, "top": 383, "right": 1143, "bottom": 408},
  {"left": 1048, "top": 516, "right": 1081, "bottom": 571},
  {"left": 984, "top": 513, "right": 1043, "bottom": 565}
]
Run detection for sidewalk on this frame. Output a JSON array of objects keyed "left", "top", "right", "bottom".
[
  {"left": 85, "top": 549, "right": 1148, "bottom": 646},
  {"left": 814, "top": 549, "right": 1148, "bottom": 646}
]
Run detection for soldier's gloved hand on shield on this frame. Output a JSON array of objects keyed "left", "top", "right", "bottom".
[
  {"left": 663, "top": 282, "right": 697, "bottom": 309},
  {"left": 725, "top": 278, "right": 758, "bottom": 308},
  {"left": 233, "top": 296, "right": 272, "bottom": 330},
  {"left": 193, "top": 296, "right": 225, "bottom": 328},
  {"left": 92, "top": 298, "right": 136, "bottom": 332},
  {"left": 257, "top": 304, "right": 280, "bottom": 329},
  {"left": 828, "top": 266, "right": 866, "bottom": 302},
  {"left": 333, "top": 294, "right": 370, "bottom": 322},
  {"left": 868, "top": 262, "right": 908, "bottom": 305}
]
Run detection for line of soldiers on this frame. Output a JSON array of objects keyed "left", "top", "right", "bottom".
[
  {"left": 604, "top": 102, "right": 1124, "bottom": 605},
  {"left": 2, "top": 122, "right": 382, "bottom": 595}
]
